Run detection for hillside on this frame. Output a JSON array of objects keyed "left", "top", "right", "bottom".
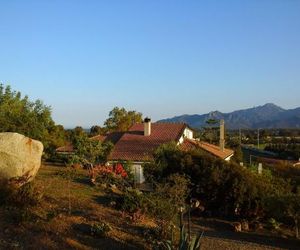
[
  {"left": 1, "top": 165, "right": 299, "bottom": 250},
  {"left": 158, "top": 103, "right": 300, "bottom": 129}
]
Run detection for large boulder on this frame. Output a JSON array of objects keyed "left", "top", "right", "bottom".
[{"left": 0, "top": 132, "right": 43, "bottom": 186}]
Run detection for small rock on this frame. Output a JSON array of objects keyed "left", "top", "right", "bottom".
[
  {"left": 109, "top": 201, "right": 117, "bottom": 207},
  {"left": 241, "top": 220, "right": 249, "bottom": 231},
  {"left": 232, "top": 222, "right": 242, "bottom": 232}
]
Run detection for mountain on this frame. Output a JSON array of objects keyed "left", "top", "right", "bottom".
[{"left": 158, "top": 103, "right": 300, "bottom": 129}]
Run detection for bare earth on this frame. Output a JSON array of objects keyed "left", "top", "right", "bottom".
[
  {"left": 0, "top": 164, "right": 299, "bottom": 249},
  {"left": 188, "top": 217, "right": 300, "bottom": 250}
]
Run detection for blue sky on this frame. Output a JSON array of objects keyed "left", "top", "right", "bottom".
[{"left": 0, "top": 1, "right": 299, "bottom": 128}]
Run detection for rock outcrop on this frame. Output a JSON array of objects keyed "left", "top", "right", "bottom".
[{"left": 0, "top": 132, "right": 43, "bottom": 186}]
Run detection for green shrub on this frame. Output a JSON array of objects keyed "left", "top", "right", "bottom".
[
  {"left": 0, "top": 181, "right": 42, "bottom": 208},
  {"left": 91, "top": 222, "right": 112, "bottom": 237},
  {"left": 117, "top": 188, "right": 145, "bottom": 213},
  {"left": 267, "top": 218, "right": 281, "bottom": 230}
]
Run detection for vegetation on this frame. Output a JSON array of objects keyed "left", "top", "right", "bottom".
[
  {"left": 104, "top": 106, "right": 143, "bottom": 133},
  {"left": 0, "top": 180, "right": 43, "bottom": 223},
  {"left": 264, "top": 194, "right": 300, "bottom": 238},
  {"left": 69, "top": 131, "right": 113, "bottom": 167},
  {"left": 0, "top": 84, "right": 66, "bottom": 158},
  {"left": 144, "top": 143, "right": 299, "bottom": 226}
]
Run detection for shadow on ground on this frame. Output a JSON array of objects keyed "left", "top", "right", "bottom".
[{"left": 189, "top": 217, "right": 300, "bottom": 250}]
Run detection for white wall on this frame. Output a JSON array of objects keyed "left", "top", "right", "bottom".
[
  {"left": 131, "top": 163, "right": 145, "bottom": 184},
  {"left": 178, "top": 127, "right": 194, "bottom": 144}
]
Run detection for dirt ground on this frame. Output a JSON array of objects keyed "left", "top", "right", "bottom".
[
  {"left": 188, "top": 217, "right": 300, "bottom": 250},
  {"left": 0, "top": 164, "right": 299, "bottom": 249}
]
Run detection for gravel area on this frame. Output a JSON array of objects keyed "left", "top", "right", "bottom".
[{"left": 187, "top": 217, "right": 300, "bottom": 250}]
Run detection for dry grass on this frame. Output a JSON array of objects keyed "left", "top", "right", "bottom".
[
  {"left": 1, "top": 164, "right": 299, "bottom": 250},
  {"left": 0, "top": 164, "right": 153, "bottom": 249}
]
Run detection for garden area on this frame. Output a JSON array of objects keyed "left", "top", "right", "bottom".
[{"left": 1, "top": 154, "right": 300, "bottom": 249}]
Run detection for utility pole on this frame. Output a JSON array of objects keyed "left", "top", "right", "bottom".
[
  {"left": 257, "top": 129, "right": 260, "bottom": 149},
  {"left": 239, "top": 128, "right": 242, "bottom": 145}
]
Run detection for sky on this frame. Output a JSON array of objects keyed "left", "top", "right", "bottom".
[{"left": 0, "top": 0, "right": 299, "bottom": 128}]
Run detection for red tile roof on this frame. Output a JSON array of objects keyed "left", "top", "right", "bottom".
[
  {"left": 90, "top": 132, "right": 124, "bottom": 144},
  {"left": 108, "top": 123, "right": 187, "bottom": 161},
  {"left": 181, "top": 139, "right": 234, "bottom": 160}
]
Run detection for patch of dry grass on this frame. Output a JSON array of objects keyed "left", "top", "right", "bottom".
[{"left": 0, "top": 165, "right": 153, "bottom": 249}]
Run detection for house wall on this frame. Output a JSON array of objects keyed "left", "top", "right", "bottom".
[
  {"left": 131, "top": 163, "right": 145, "bottom": 184},
  {"left": 225, "top": 154, "right": 234, "bottom": 161},
  {"left": 178, "top": 127, "right": 194, "bottom": 144},
  {"left": 107, "top": 161, "right": 146, "bottom": 184}
]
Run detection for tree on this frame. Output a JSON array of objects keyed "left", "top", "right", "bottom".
[
  {"left": 0, "top": 84, "right": 65, "bottom": 156},
  {"left": 104, "top": 107, "right": 142, "bottom": 132},
  {"left": 90, "top": 125, "right": 105, "bottom": 136},
  {"left": 201, "top": 118, "right": 219, "bottom": 144},
  {"left": 70, "top": 132, "right": 113, "bottom": 167}
]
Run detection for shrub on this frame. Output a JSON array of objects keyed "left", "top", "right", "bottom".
[
  {"left": 117, "top": 188, "right": 145, "bottom": 214},
  {"left": 93, "top": 163, "right": 130, "bottom": 189},
  {"left": 0, "top": 181, "right": 43, "bottom": 223},
  {"left": 144, "top": 142, "right": 287, "bottom": 219},
  {"left": 0, "top": 181, "right": 42, "bottom": 208},
  {"left": 91, "top": 222, "right": 112, "bottom": 237}
]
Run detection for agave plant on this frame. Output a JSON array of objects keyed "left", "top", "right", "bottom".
[
  {"left": 154, "top": 226, "right": 203, "bottom": 250},
  {"left": 179, "top": 226, "right": 203, "bottom": 250}
]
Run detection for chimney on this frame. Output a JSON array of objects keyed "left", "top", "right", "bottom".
[
  {"left": 144, "top": 117, "right": 151, "bottom": 136},
  {"left": 220, "top": 119, "right": 225, "bottom": 151}
]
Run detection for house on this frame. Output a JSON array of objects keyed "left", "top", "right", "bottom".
[
  {"left": 56, "top": 118, "right": 234, "bottom": 184},
  {"left": 106, "top": 118, "right": 194, "bottom": 183},
  {"left": 106, "top": 118, "right": 233, "bottom": 183}
]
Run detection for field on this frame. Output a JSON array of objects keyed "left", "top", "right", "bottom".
[{"left": 0, "top": 164, "right": 299, "bottom": 249}]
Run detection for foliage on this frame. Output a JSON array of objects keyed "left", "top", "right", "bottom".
[
  {"left": 0, "top": 84, "right": 65, "bottom": 156},
  {"left": 0, "top": 181, "right": 43, "bottom": 223},
  {"left": 154, "top": 226, "right": 203, "bottom": 250},
  {"left": 267, "top": 218, "right": 281, "bottom": 230},
  {"left": 117, "top": 188, "right": 145, "bottom": 214},
  {"left": 55, "top": 167, "right": 84, "bottom": 180},
  {"left": 232, "top": 146, "right": 243, "bottom": 163},
  {"left": 90, "top": 222, "right": 112, "bottom": 237},
  {"left": 146, "top": 174, "right": 190, "bottom": 221},
  {"left": 179, "top": 226, "right": 203, "bottom": 250},
  {"left": 90, "top": 125, "right": 106, "bottom": 136},
  {"left": 104, "top": 106, "right": 142, "bottom": 132},
  {"left": 93, "top": 163, "right": 130, "bottom": 188},
  {"left": 144, "top": 142, "right": 288, "bottom": 218},
  {"left": 70, "top": 131, "right": 113, "bottom": 166},
  {"left": 0, "top": 181, "right": 42, "bottom": 208},
  {"left": 265, "top": 143, "right": 300, "bottom": 160},
  {"left": 264, "top": 194, "right": 300, "bottom": 238}
]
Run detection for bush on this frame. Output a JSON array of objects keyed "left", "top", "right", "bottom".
[
  {"left": 0, "top": 181, "right": 42, "bottom": 208},
  {"left": 117, "top": 188, "right": 145, "bottom": 214},
  {"left": 144, "top": 143, "right": 287, "bottom": 219},
  {"left": 93, "top": 164, "right": 131, "bottom": 190},
  {"left": 91, "top": 222, "right": 112, "bottom": 237},
  {"left": 0, "top": 181, "right": 43, "bottom": 223}
]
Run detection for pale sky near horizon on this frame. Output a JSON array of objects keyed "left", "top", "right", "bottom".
[{"left": 0, "top": 1, "right": 299, "bottom": 128}]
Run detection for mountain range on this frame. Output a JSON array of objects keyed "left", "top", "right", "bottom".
[{"left": 158, "top": 103, "right": 300, "bottom": 129}]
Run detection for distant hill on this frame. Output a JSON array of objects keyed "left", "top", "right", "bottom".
[{"left": 158, "top": 103, "right": 300, "bottom": 129}]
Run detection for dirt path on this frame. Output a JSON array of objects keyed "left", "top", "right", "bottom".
[{"left": 187, "top": 217, "right": 300, "bottom": 250}]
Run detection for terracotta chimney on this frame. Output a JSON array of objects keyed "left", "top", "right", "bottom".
[
  {"left": 220, "top": 119, "right": 225, "bottom": 152},
  {"left": 144, "top": 117, "right": 151, "bottom": 136}
]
